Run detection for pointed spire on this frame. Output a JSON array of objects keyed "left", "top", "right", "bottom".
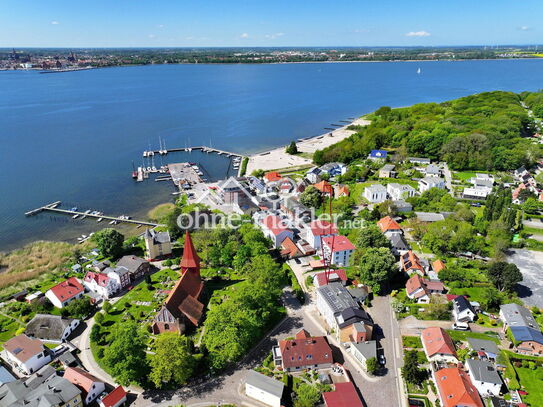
[{"left": 180, "top": 231, "right": 200, "bottom": 270}]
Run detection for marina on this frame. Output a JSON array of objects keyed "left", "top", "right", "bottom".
[{"left": 141, "top": 145, "right": 244, "bottom": 159}]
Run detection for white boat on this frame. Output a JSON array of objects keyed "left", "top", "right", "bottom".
[
  {"left": 72, "top": 214, "right": 80, "bottom": 219},
  {"left": 96, "top": 218, "right": 103, "bottom": 223},
  {"left": 109, "top": 220, "right": 116, "bottom": 225},
  {"left": 192, "top": 165, "right": 199, "bottom": 170},
  {"left": 417, "top": 67, "right": 421, "bottom": 74}
]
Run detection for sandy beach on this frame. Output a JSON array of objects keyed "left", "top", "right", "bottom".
[{"left": 245, "top": 117, "right": 370, "bottom": 174}]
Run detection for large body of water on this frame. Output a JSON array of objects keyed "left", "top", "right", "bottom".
[{"left": 1, "top": 59, "right": 543, "bottom": 251}]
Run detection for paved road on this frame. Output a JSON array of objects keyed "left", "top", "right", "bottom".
[
  {"left": 507, "top": 249, "right": 543, "bottom": 308},
  {"left": 440, "top": 162, "right": 454, "bottom": 195}
]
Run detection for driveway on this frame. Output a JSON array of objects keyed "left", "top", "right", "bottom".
[{"left": 507, "top": 249, "right": 543, "bottom": 308}]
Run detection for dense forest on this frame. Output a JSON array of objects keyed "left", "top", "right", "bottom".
[{"left": 314, "top": 91, "right": 542, "bottom": 170}]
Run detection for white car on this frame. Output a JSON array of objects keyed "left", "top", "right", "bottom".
[{"left": 452, "top": 322, "right": 470, "bottom": 331}]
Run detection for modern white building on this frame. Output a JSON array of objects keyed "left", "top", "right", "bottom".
[
  {"left": 83, "top": 271, "right": 120, "bottom": 299},
  {"left": 387, "top": 183, "right": 417, "bottom": 201},
  {"left": 305, "top": 220, "right": 338, "bottom": 250},
  {"left": 316, "top": 282, "right": 359, "bottom": 329},
  {"left": 470, "top": 173, "right": 495, "bottom": 188},
  {"left": 2, "top": 334, "right": 52, "bottom": 375},
  {"left": 363, "top": 184, "right": 387, "bottom": 203},
  {"left": 463, "top": 186, "right": 493, "bottom": 200},
  {"left": 466, "top": 359, "right": 503, "bottom": 397},
  {"left": 261, "top": 215, "right": 294, "bottom": 248},
  {"left": 321, "top": 235, "right": 355, "bottom": 267},
  {"left": 245, "top": 370, "right": 284, "bottom": 407},
  {"left": 452, "top": 296, "right": 477, "bottom": 323},
  {"left": 418, "top": 177, "right": 446, "bottom": 193}
]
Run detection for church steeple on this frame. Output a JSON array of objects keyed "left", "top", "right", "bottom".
[{"left": 180, "top": 231, "right": 200, "bottom": 275}]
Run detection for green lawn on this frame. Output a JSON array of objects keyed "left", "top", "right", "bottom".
[
  {"left": 449, "top": 285, "right": 492, "bottom": 305},
  {"left": 402, "top": 336, "right": 423, "bottom": 349},
  {"left": 0, "top": 315, "right": 22, "bottom": 349},
  {"left": 514, "top": 367, "right": 543, "bottom": 405},
  {"left": 446, "top": 330, "right": 500, "bottom": 344}
]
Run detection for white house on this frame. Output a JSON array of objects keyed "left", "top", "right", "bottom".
[
  {"left": 316, "top": 283, "right": 358, "bottom": 329},
  {"left": 452, "top": 296, "right": 477, "bottom": 323},
  {"left": 25, "top": 314, "right": 80, "bottom": 343},
  {"left": 387, "top": 183, "right": 417, "bottom": 201},
  {"left": 245, "top": 370, "right": 284, "bottom": 407},
  {"left": 424, "top": 164, "right": 441, "bottom": 177},
  {"left": 64, "top": 367, "right": 106, "bottom": 405},
  {"left": 305, "top": 220, "right": 338, "bottom": 250},
  {"left": 463, "top": 186, "right": 493, "bottom": 200},
  {"left": 261, "top": 215, "right": 294, "bottom": 248},
  {"left": 45, "top": 277, "right": 85, "bottom": 309},
  {"left": 470, "top": 173, "right": 495, "bottom": 188},
  {"left": 418, "top": 177, "right": 445, "bottom": 193},
  {"left": 466, "top": 359, "right": 503, "bottom": 397},
  {"left": 105, "top": 267, "right": 131, "bottom": 290},
  {"left": 306, "top": 167, "right": 322, "bottom": 184},
  {"left": 363, "top": 184, "right": 387, "bottom": 204},
  {"left": 421, "top": 327, "right": 458, "bottom": 364},
  {"left": 349, "top": 340, "right": 377, "bottom": 371},
  {"left": 2, "top": 334, "right": 51, "bottom": 375},
  {"left": 322, "top": 235, "right": 355, "bottom": 267},
  {"left": 83, "top": 271, "right": 120, "bottom": 299}
]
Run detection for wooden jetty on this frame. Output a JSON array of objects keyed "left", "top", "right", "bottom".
[
  {"left": 143, "top": 145, "right": 244, "bottom": 159},
  {"left": 25, "top": 202, "right": 162, "bottom": 227}
]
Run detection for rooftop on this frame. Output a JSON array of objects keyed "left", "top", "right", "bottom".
[
  {"left": 317, "top": 282, "right": 358, "bottom": 315},
  {"left": 466, "top": 359, "right": 502, "bottom": 385},
  {"left": 48, "top": 277, "right": 84, "bottom": 302},
  {"left": 322, "top": 381, "right": 364, "bottom": 407},
  {"left": 3, "top": 334, "right": 45, "bottom": 362},
  {"left": 421, "top": 327, "right": 456, "bottom": 358},
  {"left": 25, "top": 314, "right": 76, "bottom": 342},
  {"left": 322, "top": 235, "right": 355, "bottom": 252},
  {"left": 245, "top": 370, "right": 284, "bottom": 398}
]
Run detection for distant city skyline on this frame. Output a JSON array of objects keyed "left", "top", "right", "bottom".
[{"left": 1, "top": 0, "right": 542, "bottom": 48}]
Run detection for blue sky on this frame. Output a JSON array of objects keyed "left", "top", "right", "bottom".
[{"left": 1, "top": 0, "right": 541, "bottom": 47}]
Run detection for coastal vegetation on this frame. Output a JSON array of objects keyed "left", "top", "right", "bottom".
[
  {"left": 148, "top": 202, "right": 176, "bottom": 222},
  {"left": 314, "top": 91, "right": 541, "bottom": 171}
]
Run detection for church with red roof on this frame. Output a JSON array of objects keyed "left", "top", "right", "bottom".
[{"left": 152, "top": 231, "right": 205, "bottom": 334}]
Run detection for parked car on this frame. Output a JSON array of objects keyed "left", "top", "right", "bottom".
[{"left": 452, "top": 322, "right": 470, "bottom": 331}]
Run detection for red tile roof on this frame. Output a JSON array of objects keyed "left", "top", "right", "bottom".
[
  {"left": 280, "top": 237, "right": 302, "bottom": 258},
  {"left": 338, "top": 185, "right": 350, "bottom": 196},
  {"left": 4, "top": 334, "right": 44, "bottom": 362},
  {"left": 315, "top": 269, "right": 347, "bottom": 287},
  {"left": 406, "top": 275, "right": 428, "bottom": 298},
  {"left": 377, "top": 216, "right": 402, "bottom": 233},
  {"left": 435, "top": 367, "right": 483, "bottom": 407},
  {"left": 279, "top": 330, "right": 332, "bottom": 369},
  {"left": 323, "top": 382, "right": 364, "bottom": 407},
  {"left": 100, "top": 386, "right": 126, "bottom": 407},
  {"left": 422, "top": 327, "right": 456, "bottom": 359},
  {"left": 180, "top": 231, "right": 200, "bottom": 270},
  {"left": 401, "top": 251, "right": 424, "bottom": 273},
  {"left": 308, "top": 220, "right": 338, "bottom": 237},
  {"left": 264, "top": 171, "right": 282, "bottom": 182},
  {"left": 49, "top": 277, "right": 84, "bottom": 302},
  {"left": 263, "top": 215, "right": 290, "bottom": 236},
  {"left": 322, "top": 235, "right": 356, "bottom": 252},
  {"left": 64, "top": 367, "right": 102, "bottom": 394},
  {"left": 433, "top": 259, "right": 446, "bottom": 273},
  {"left": 314, "top": 180, "right": 333, "bottom": 194},
  {"left": 84, "top": 271, "right": 110, "bottom": 287}
]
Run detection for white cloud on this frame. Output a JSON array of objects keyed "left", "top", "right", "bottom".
[
  {"left": 519, "top": 26, "right": 531, "bottom": 31},
  {"left": 240, "top": 33, "right": 249, "bottom": 38},
  {"left": 265, "top": 32, "right": 284, "bottom": 39},
  {"left": 51, "top": 21, "right": 59, "bottom": 25},
  {"left": 148, "top": 34, "right": 156, "bottom": 39},
  {"left": 405, "top": 31, "right": 431, "bottom": 37}
]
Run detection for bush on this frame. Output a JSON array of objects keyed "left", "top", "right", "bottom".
[{"left": 162, "top": 259, "right": 173, "bottom": 267}]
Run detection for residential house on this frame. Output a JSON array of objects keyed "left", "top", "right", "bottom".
[
  {"left": 105, "top": 266, "right": 131, "bottom": 290},
  {"left": 275, "top": 330, "right": 333, "bottom": 372},
  {"left": 152, "top": 232, "right": 205, "bottom": 335},
  {"left": 466, "top": 359, "right": 503, "bottom": 397},
  {"left": 387, "top": 183, "right": 416, "bottom": 201},
  {"left": 83, "top": 271, "right": 119, "bottom": 299},
  {"left": 64, "top": 367, "right": 105, "bottom": 405},
  {"left": 377, "top": 216, "right": 402, "bottom": 236},
  {"left": 306, "top": 167, "right": 322, "bottom": 184},
  {"left": 314, "top": 180, "right": 334, "bottom": 196},
  {"left": 400, "top": 250, "right": 426, "bottom": 276},
  {"left": 92, "top": 260, "right": 111, "bottom": 272},
  {"left": 467, "top": 338, "right": 499, "bottom": 361},
  {"left": 463, "top": 186, "right": 493, "bottom": 200},
  {"left": 433, "top": 259, "right": 446, "bottom": 274},
  {"left": 453, "top": 296, "right": 477, "bottom": 323},
  {"left": 248, "top": 176, "right": 266, "bottom": 195},
  {"left": 337, "top": 185, "right": 350, "bottom": 197},
  {"left": 263, "top": 171, "right": 282, "bottom": 184},
  {"left": 45, "top": 277, "right": 85, "bottom": 309},
  {"left": 245, "top": 370, "right": 284, "bottom": 407},
  {"left": 470, "top": 173, "right": 495, "bottom": 188},
  {"left": 499, "top": 303, "right": 543, "bottom": 354},
  {"left": 415, "top": 212, "right": 450, "bottom": 223},
  {"left": 115, "top": 255, "right": 150, "bottom": 282},
  {"left": 99, "top": 386, "right": 127, "bottom": 407},
  {"left": 424, "top": 164, "right": 441, "bottom": 177},
  {"left": 322, "top": 381, "right": 364, "bottom": 407},
  {"left": 281, "top": 197, "right": 310, "bottom": 220},
  {"left": 0, "top": 365, "right": 82, "bottom": 407},
  {"left": 316, "top": 282, "right": 358, "bottom": 329},
  {"left": 25, "top": 314, "right": 80, "bottom": 343},
  {"left": 419, "top": 177, "right": 446, "bottom": 193},
  {"left": 435, "top": 367, "right": 484, "bottom": 407},
  {"left": 313, "top": 269, "right": 347, "bottom": 288},
  {"left": 408, "top": 157, "right": 431, "bottom": 165},
  {"left": 261, "top": 215, "right": 294, "bottom": 248},
  {"left": 319, "top": 162, "right": 347, "bottom": 178},
  {"left": 280, "top": 237, "right": 303, "bottom": 259},
  {"left": 389, "top": 233, "right": 410, "bottom": 256},
  {"left": 2, "top": 334, "right": 51, "bottom": 375},
  {"left": 305, "top": 220, "right": 338, "bottom": 250},
  {"left": 367, "top": 150, "right": 387, "bottom": 160},
  {"left": 322, "top": 235, "right": 355, "bottom": 267},
  {"left": 421, "top": 327, "right": 457, "bottom": 363},
  {"left": 336, "top": 307, "right": 374, "bottom": 343},
  {"left": 296, "top": 178, "right": 310, "bottom": 194},
  {"left": 349, "top": 340, "right": 377, "bottom": 371},
  {"left": 406, "top": 275, "right": 445, "bottom": 304},
  {"left": 378, "top": 164, "right": 396, "bottom": 178},
  {"left": 363, "top": 184, "right": 387, "bottom": 204},
  {"left": 143, "top": 229, "right": 172, "bottom": 260}
]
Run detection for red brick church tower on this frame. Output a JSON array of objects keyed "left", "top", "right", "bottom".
[{"left": 152, "top": 232, "right": 205, "bottom": 334}]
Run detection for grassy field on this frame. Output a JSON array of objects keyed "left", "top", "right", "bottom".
[
  {"left": 147, "top": 203, "right": 176, "bottom": 222},
  {"left": 446, "top": 329, "right": 500, "bottom": 344},
  {"left": 449, "top": 284, "right": 492, "bottom": 305},
  {"left": 402, "top": 336, "right": 423, "bottom": 349},
  {"left": 0, "top": 315, "right": 23, "bottom": 350},
  {"left": 515, "top": 367, "right": 543, "bottom": 405}
]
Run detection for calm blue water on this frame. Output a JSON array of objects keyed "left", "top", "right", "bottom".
[{"left": 1, "top": 59, "right": 543, "bottom": 251}]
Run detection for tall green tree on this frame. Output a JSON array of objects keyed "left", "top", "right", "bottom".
[
  {"left": 487, "top": 262, "right": 523, "bottom": 292},
  {"left": 300, "top": 186, "right": 323, "bottom": 209},
  {"left": 356, "top": 225, "right": 390, "bottom": 251},
  {"left": 294, "top": 383, "right": 321, "bottom": 407},
  {"left": 103, "top": 320, "right": 148, "bottom": 386},
  {"left": 356, "top": 247, "right": 397, "bottom": 294},
  {"left": 286, "top": 141, "right": 298, "bottom": 155},
  {"left": 93, "top": 228, "right": 125, "bottom": 258},
  {"left": 150, "top": 333, "right": 196, "bottom": 388},
  {"left": 401, "top": 350, "right": 428, "bottom": 386}
]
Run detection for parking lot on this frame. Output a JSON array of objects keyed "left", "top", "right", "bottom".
[{"left": 507, "top": 248, "right": 543, "bottom": 308}]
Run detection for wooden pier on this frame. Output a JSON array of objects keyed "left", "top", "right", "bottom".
[
  {"left": 25, "top": 202, "right": 162, "bottom": 227},
  {"left": 144, "top": 145, "right": 244, "bottom": 159}
]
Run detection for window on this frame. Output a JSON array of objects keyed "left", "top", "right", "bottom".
[
  {"left": 37, "top": 353, "right": 42, "bottom": 359},
  {"left": 164, "top": 324, "right": 169, "bottom": 330}
]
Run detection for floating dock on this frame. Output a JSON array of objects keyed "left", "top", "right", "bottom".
[
  {"left": 143, "top": 145, "right": 244, "bottom": 159},
  {"left": 25, "top": 202, "right": 162, "bottom": 227}
]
